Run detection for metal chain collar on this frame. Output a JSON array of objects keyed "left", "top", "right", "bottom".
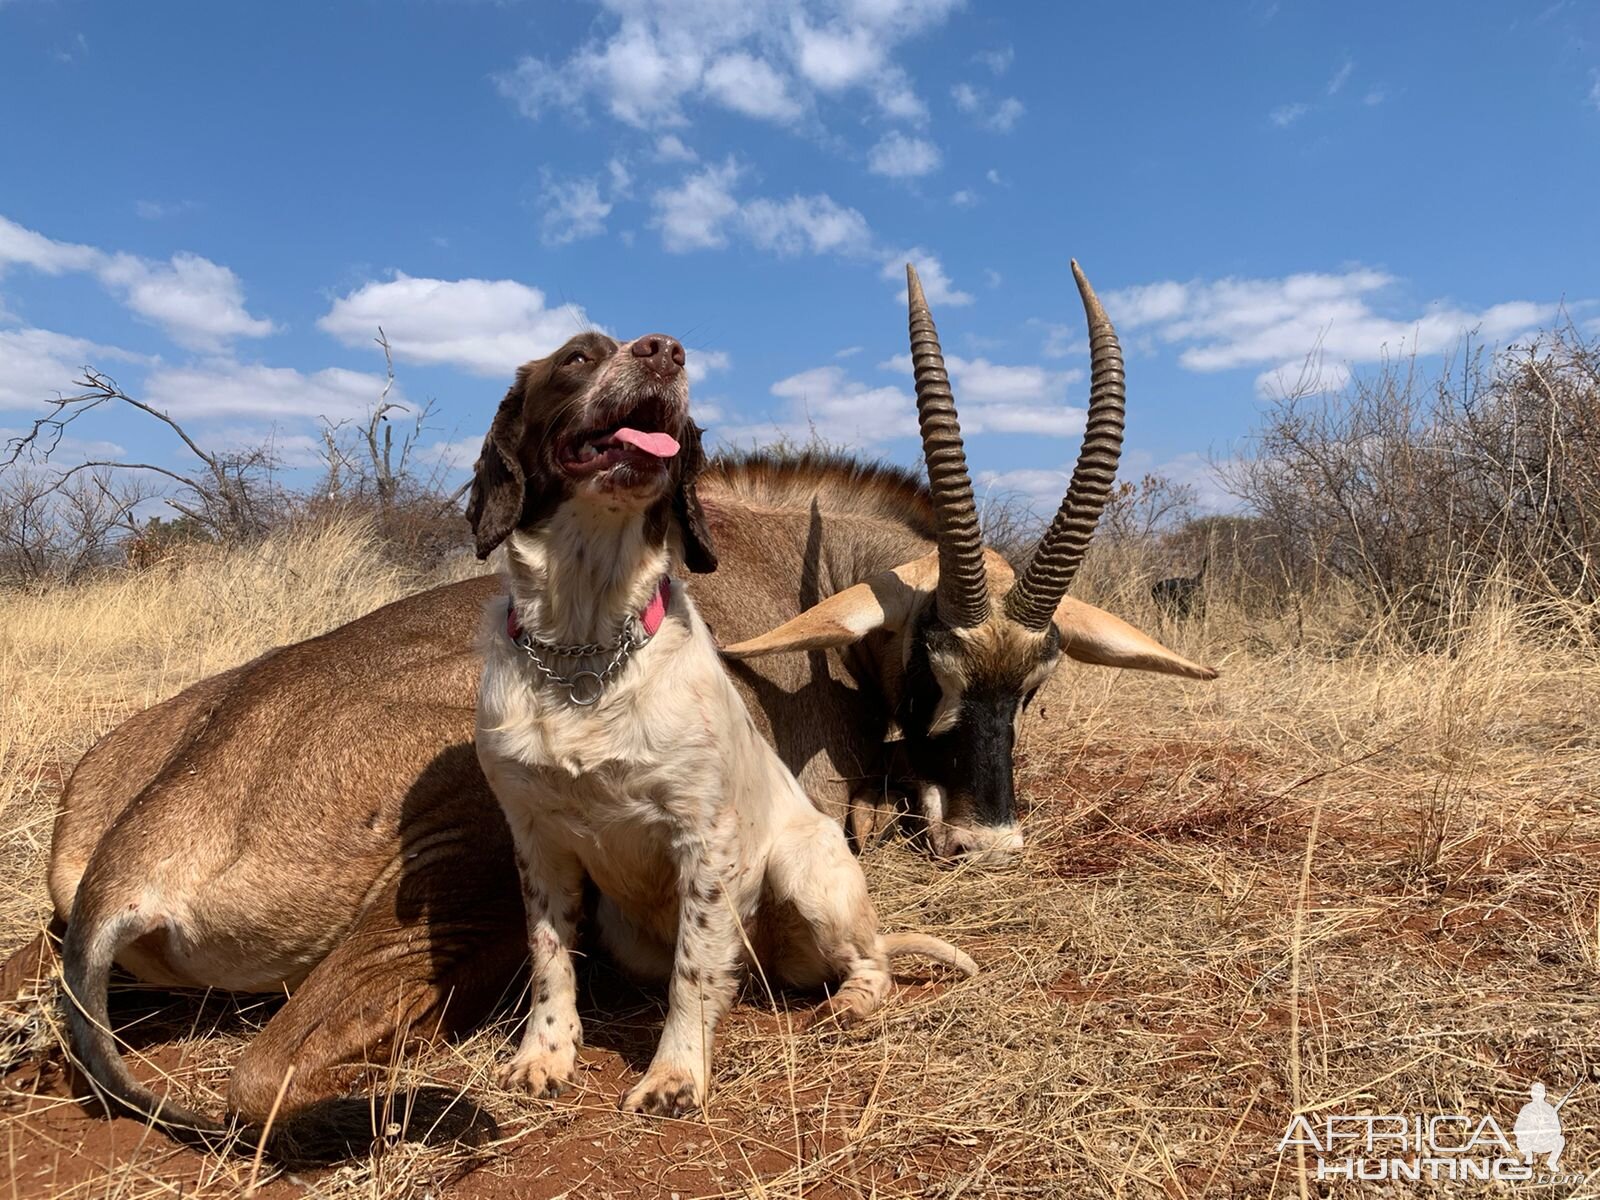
[{"left": 513, "top": 618, "right": 642, "bottom": 706}]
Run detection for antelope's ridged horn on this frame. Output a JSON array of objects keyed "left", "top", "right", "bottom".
[
  {"left": 908, "top": 263, "right": 990, "bottom": 629},
  {"left": 1004, "top": 260, "right": 1126, "bottom": 631}
]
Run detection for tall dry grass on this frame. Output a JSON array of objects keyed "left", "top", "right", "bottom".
[{"left": 2, "top": 518, "right": 1598, "bottom": 1198}]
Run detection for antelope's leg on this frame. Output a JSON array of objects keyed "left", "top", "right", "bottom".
[{"left": 227, "top": 868, "right": 525, "bottom": 1122}]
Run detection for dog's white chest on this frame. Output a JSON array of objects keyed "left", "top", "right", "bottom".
[{"left": 480, "top": 620, "right": 723, "bottom": 809}]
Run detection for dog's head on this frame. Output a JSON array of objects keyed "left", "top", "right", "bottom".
[{"left": 466, "top": 331, "right": 717, "bottom": 572}]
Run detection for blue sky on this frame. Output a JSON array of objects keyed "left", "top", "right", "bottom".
[{"left": 2, "top": 0, "right": 1597, "bottom": 514}]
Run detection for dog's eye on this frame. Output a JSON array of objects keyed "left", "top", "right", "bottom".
[{"left": 563, "top": 350, "right": 590, "bottom": 367}]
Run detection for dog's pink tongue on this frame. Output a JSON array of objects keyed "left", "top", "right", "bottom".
[{"left": 614, "top": 427, "right": 680, "bottom": 458}]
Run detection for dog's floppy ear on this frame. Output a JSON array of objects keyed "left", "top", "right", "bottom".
[
  {"left": 672, "top": 420, "right": 718, "bottom": 574},
  {"left": 466, "top": 368, "right": 530, "bottom": 560}
]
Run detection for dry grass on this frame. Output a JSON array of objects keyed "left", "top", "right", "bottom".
[{"left": 3, "top": 521, "right": 1599, "bottom": 1198}]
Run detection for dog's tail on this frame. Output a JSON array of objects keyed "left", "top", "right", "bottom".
[
  {"left": 880, "top": 933, "right": 979, "bottom": 977},
  {"left": 60, "top": 908, "right": 496, "bottom": 1167}
]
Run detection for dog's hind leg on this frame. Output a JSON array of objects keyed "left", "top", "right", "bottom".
[{"left": 764, "top": 820, "right": 893, "bottom": 1028}]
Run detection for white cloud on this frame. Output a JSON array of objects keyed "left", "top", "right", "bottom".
[
  {"left": 879, "top": 350, "right": 1083, "bottom": 434},
  {"left": 0, "top": 216, "right": 100, "bottom": 274},
  {"left": 951, "top": 189, "right": 978, "bottom": 208},
  {"left": 872, "top": 68, "right": 928, "bottom": 122},
  {"left": 0, "top": 215, "right": 273, "bottom": 351},
  {"left": 717, "top": 364, "right": 915, "bottom": 447},
  {"left": 1364, "top": 87, "right": 1387, "bottom": 106},
  {"left": 974, "top": 466, "right": 1065, "bottom": 509},
  {"left": 703, "top": 51, "right": 803, "bottom": 122},
  {"left": 867, "top": 131, "right": 941, "bottom": 177},
  {"left": 974, "top": 45, "right": 1013, "bottom": 75},
  {"left": 652, "top": 160, "right": 744, "bottom": 251},
  {"left": 790, "top": 18, "right": 882, "bottom": 92},
  {"left": 142, "top": 360, "right": 395, "bottom": 421},
  {"left": 647, "top": 166, "right": 962, "bottom": 313},
  {"left": 607, "top": 158, "right": 633, "bottom": 197},
  {"left": 685, "top": 348, "right": 730, "bottom": 383},
  {"left": 134, "top": 199, "right": 198, "bottom": 221},
  {"left": 1270, "top": 102, "right": 1308, "bottom": 127},
  {"left": 881, "top": 248, "right": 972, "bottom": 307},
  {"left": 495, "top": 0, "right": 958, "bottom": 129},
  {"left": 97, "top": 252, "right": 275, "bottom": 350},
  {"left": 985, "top": 167, "right": 1006, "bottom": 186},
  {"left": 723, "top": 343, "right": 1086, "bottom": 449},
  {"left": 655, "top": 134, "right": 698, "bottom": 163},
  {"left": 951, "top": 83, "right": 1024, "bottom": 132},
  {"left": 1589, "top": 70, "right": 1600, "bottom": 112},
  {"left": 1326, "top": 58, "right": 1353, "bottom": 95},
  {"left": 0, "top": 426, "right": 126, "bottom": 466},
  {"left": 650, "top": 161, "right": 872, "bottom": 257},
  {"left": 1030, "top": 318, "right": 1083, "bottom": 360},
  {"left": 540, "top": 176, "right": 612, "bottom": 246},
  {"left": 319, "top": 273, "right": 592, "bottom": 377},
  {"left": 419, "top": 435, "right": 485, "bottom": 474},
  {"left": 741, "top": 194, "right": 873, "bottom": 256},
  {"left": 496, "top": 22, "right": 699, "bottom": 127},
  {"left": 1107, "top": 267, "right": 1566, "bottom": 396},
  {"left": 989, "top": 97, "right": 1025, "bottom": 131},
  {"left": 0, "top": 326, "right": 143, "bottom": 410},
  {"left": 204, "top": 426, "right": 330, "bottom": 470}
]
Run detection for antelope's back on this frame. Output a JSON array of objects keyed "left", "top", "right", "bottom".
[
  {"left": 691, "top": 452, "right": 938, "bottom": 818},
  {"left": 47, "top": 574, "right": 503, "bottom": 933}
]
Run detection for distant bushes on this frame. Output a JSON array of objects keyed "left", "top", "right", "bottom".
[
  {"left": 1217, "top": 322, "right": 1599, "bottom": 640},
  {"left": 7, "top": 324, "right": 1599, "bottom": 649},
  {"left": 0, "top": 363, "right": 473, "bottom": 588}
]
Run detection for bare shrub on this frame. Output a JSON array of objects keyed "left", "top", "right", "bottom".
[
  {"left": 0, "top": 333, "right": 476, "bottom": 586},
  {"left": 1221, "top": 323, "right": 1600, "bottom": 641},
  {"left": 0, "top": 466, "right": 158, "bottom": 587},
  {"left": 3, "top": 369, "right": 290, "bottom": 548}
]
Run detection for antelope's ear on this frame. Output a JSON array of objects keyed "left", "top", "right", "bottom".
[
  {"left": 467, "top": 368, "right": 532, "bottom": 560},
  {"left": 672, "top": 420, "right": 718, "bottom": 574},
  {"left": 721, "top": 552, "right": 938, "bottom": 658},
  {"left": 1054, "top": 596, "right": 1218, "bottom": 680}
]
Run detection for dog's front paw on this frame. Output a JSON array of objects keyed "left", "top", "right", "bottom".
[
  {"left": 619, "top": 1065, "right": 704, "bottom": 1117},
  {"left": 497, "top": 1042, "right": 578, "bottom": 1099}
]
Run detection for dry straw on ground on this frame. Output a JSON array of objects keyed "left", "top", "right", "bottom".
[{"left": 3, "top": 519, "right": 1598, "bottom": 1198}]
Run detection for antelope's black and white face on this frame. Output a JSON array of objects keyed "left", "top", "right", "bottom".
[{"left": 893, "top": 594, "right": 1063, "bottom": 861}]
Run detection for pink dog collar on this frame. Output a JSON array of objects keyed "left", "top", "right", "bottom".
[
  {"left": 638, "top": 575, "right": 670, "bottom": 637},
  {"left": 506, "top": 576, "right": 672, "bottom": 642}
]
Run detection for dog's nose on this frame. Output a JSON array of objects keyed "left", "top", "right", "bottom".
[{"left": 631, "top": 334, "right": 686, "bottom": 377}]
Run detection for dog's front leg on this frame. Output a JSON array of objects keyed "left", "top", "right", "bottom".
[
  {"left": 620, "top": 836, "right": 742, "bottom": 1117},
  {"left": 499, "top": 831, "right": 585, "bottom": 1099}
]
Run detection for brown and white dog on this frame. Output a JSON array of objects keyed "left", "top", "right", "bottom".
[{"left": 469, "top": 331, "right": 976, "bottom": 1116}]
